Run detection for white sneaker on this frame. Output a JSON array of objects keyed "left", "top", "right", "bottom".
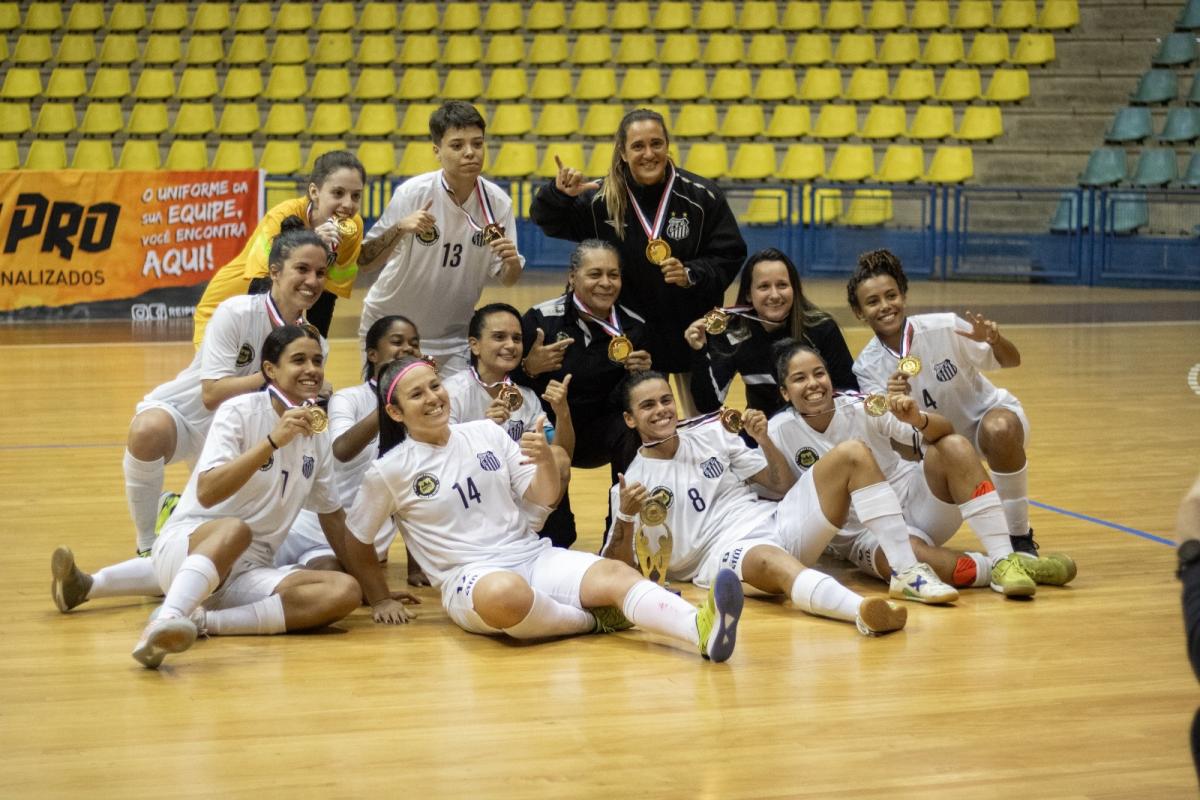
[
  {"left": 889, "top": 562, "right": 959, "bottom": 605},
  {"left": 131, "top": 615, "right": 197, "bottom": 669},
  {"left": 855, "top": 597, "right": 908, "bottom": 637}
]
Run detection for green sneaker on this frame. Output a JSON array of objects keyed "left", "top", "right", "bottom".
[
  {"left": 589, "top": 605, "right": 634, "bottom": 634},
  {"left": 990, "top": 553, "right": 1037, "bottom": 598},
  {"left": 1017, "top": 552, "right": 1077, "bottom": 586},
  {"left": 139, "top": 492, "right": 181, "bottom": 558},
  {"left": 695, "top": 568, "right": 743, "bottom": 662},
  {"left": 51, "top": 546, "right": 93, "bottom": 613}
]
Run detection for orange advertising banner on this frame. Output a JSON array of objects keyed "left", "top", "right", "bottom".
[{"left": 0, "top": 170, "right": 262, "bottom": 312}]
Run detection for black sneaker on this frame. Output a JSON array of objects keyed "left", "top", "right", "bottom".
[{"left": 1010, "top": 528, "right": 1040, "bottom": 556}]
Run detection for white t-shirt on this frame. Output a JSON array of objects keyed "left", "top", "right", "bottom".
[
  {"left": 162, "top": 391, "right": 341, "bottom": 567},
  {"left": 853, "top": 312, "right": 1016, "bottom": 438},
  {"left": 345, "top": 420, "right": 546, "bottom": 588},
  {"left": 767, "top": 395, "right": 919, "bottom": 481},
  {"left": 608, "top": 421, "right": 773, "bottom": 582},
  {"left": 444, "top": 369, "right": 547, "bottom": 442},
  {"left": 360, "top": 170, "right": 522, "bottom": 358}
]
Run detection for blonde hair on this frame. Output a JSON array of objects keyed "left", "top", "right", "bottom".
[{"left": 600, "top": 109, "right": 671, "bottom": 241}]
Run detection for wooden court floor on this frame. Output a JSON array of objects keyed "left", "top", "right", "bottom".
[{"left": 1, "top": 277, "right": 1198, "bottom": 798}]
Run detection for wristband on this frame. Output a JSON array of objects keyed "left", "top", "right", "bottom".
[
  {"left": 916, "top": 413, "right": 930, "bottom": 432},
  {"left": 615, "top": 510, "right": 636, "bottom": 524},
  {"left": 267, "top": 434, "right": 279, "bottom": 450}
]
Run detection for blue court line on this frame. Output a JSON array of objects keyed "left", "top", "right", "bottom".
[
  {"left": 0, "top": 442, "right": 123, "bottom": 451},
  {"left": 1030, "top": 499, "right": 1175, "bottom": 546}
]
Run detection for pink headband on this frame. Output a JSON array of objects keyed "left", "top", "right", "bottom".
[{"left": 385, "top": 359, "right": 435, "bottom": 405}]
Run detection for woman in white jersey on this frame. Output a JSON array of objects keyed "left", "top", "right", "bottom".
[
  {"left": 767, "top": 342, "right": 1076, "bottom": 598},
  {"left": 603, "top": 372, "right": 951, "bottom": 637},
  {"left": 123, "top": 218, "right": 329, "bottom": 557},
  {"left": 338, "top": 356, "right": 745, "bottom": 662}
]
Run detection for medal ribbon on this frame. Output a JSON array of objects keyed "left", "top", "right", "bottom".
[
  {"left": 266, "top": 383, "right": 316, "bottom": 412},
  {"left": 440, "top": 173, "right": 497, "bottom": 233},
  {"left": 469, "top": 365, "right": 514, "bottom": 392},
  {"left": 880, "top": 320, "right": 916, "bottom": 361},
  {"left": 717, "top": 304, "right": 773, "bottom": 325},
  {"left": 641, "top": 410, "right": 723, "bottom": 449},
  {"left": 625, "top": 163, "right": 677, "bottom": 244},
  {"left": 571, "top": 294, "right": 624, "bottom": 339},
  {"left": 265, "top": 293, "right": 308, "bottom": 329}
]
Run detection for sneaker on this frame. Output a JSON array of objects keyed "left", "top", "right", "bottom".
[
  {"left": 1016, "top": 552, "right": 1077, "bottom": 586},
  {"left": 990, "top": 553, "right": 1037, "bottom": 597},
  {"left": 131, "top": 615, "right": 198, "bottom": 669},
  {"left": 589, "top": 606, "right": 634, "bottom": 634},
  {"left": 50, "top": 546, "right": 93, "bottom": 613},
  {"left": 149, "top": 604, "right": 208, "bottom": 636},
  {"left": 695, "top": 568, "right": 744, "bottom": 663},
  {"left": 1010, "top": 528, "right": 1039, "bottom": 557},
  {"left": 889, "top": 562, "right": 959, "bottom": 605},
  {"left": 136, "top": 492, "right": 180, "bottom": 558},
  {"left": 855, "top": 597, "right": 908, "bottom": 636}
]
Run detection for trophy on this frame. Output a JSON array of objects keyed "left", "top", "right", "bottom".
[{"left": 634, "top": 489, "right": 674, "bottom": 589}]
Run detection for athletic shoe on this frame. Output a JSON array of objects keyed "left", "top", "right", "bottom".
[
  {"left": 589, "top": 605, "right": 634, "bottom": 634},
  {"left": 50, "top": 546, "right": 93, "bottom": 613},
  {"left": 1010, "top": 528, "right": 1039, "bottom": 557},
  {"left": 889, "top": 562, "right": 959, "bottom": 604},
  {"left": 136, "top": 492, "right": 179, "bottom": 558},
  {"left": 855, "top": 597, "right": 908, "bottom": 637},
  {"left": 1016, "top": 552, "right": 1077, "bottom": 586},
  {"left": 695, "top": 568, "right": 744, "bottom": 662},
  {"left": 131, "top": 615, "right": 198, "bottom": 669},
  {"left": 150, "top": 604, "right": 208, "bottom": 637},
  {"left": 989, "top": 553, "right": 1037, "bottom": 597}
]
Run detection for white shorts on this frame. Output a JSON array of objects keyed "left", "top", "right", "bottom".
[
  {"left": 966, "top": 394, "right": 1030, "bottom": 452},
  {"left": 153, "top": 526, "right": 299, "bottom": 610},
  {"left": 441, "top": 546, "right": 603, "bottom": 635},
  {"left": 891, "top": 464, "right": 962, "bottom": 547},
  {"left": 766, "top": 469, "right": 842, "bottom": 567},
  {"left": 133, "top": 400, "right": 206, "bottom": 467},
  {"left": 274, "top": 511, "right": 398, "bottom": 567}
]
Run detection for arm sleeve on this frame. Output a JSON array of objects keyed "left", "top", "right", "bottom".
[
  {"left": 240, "top": 211, "right": 285, "bottom": 280},
  {"left": 198, "top": 301, "right": 248, "bottom": 381},
  {"left": 345, "top": 465, "right": 396, "bottom": 545},
  {"left": 682, "top": 187, "right": 747, "bottom": 300},
  {"left": 529, "top": 181, "right": 597, "bottom": 243},
  {"left": 853, "top": 356, "right": 885, "bottom": 395},
  {"left": 723, "top": 426, "right": 768, "bottom": 480},
  {"left": 952, "top": 315, "right": 1002, "bottom": 370},
  {"left": 498, "top": 425, "right": 538, "bottom": 500},
  {"left": 194, "top": 403, "right": 246, "bottom": 473},
  {"left": 810, "top": 318, "right": 860, "bottom": 392},
  {"left": 304, "top": 444, "right": 342, "bottom": 514},
  {"left": 327, "top": 387, "right": 364, "bottom": 439}
]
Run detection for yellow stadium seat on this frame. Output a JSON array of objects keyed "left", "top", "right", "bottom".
[
  {"left": 659, "top": 33, "right": 701, "bottom": 65},
  {"left": 652, "top": 2, "right": 693, "bottom": 31},
  {"left": 490, "top": 143, "right": 537, "bottom": 177},
  {"left": 827, "top": 144, "right": 874, "bottom": 181},
  {"left": 618, "top": 68, "right": 661, "bottom": 102},
  {"left": 754, "top": 68, "right": 798, "bottom": 101},
  {"left": 571, "top": 33, "right": 612, "bottom": 65},
  {"left": 798, "top": 68, "right": 843, "bottom": 102},
  {"left": 703, "top": 34, "right": 745, "bottom": 65},
  {"left": 88, "top": 68, "right": 131, "bottom": 101},
  {"left": 711, "top": 69, "right": 752, "bottom": 101},
  {"left": 485, "top": 34, "right": 526, "bottom": 65},
  {"left": 781, "top": 1, "right": 821, "bottom": 31},
  {"left": 937, "top": 68, "right": 983, "bottom": 102},
  {"left": 227, "top": 34, "right": 267, "bottom": 65},
  {"left": 311, "top": 104, "right": 352, "bottom": 137},
  {"left": 400, "top": 3, "right": 439, "bottom": 32},
  {"left": 956, "top": 105, "right": 1003, "bottom": 141},
  {"left": 683, "top": 143, "right": 729, "bottom": 178},
  {"left": 66, "top": 2, "right": 105, "bottom": 32},
  {"left": 0, "top": 104, "right": 31, "bottom": 136},
  {"left": 535, "top": 104, "right": 579, "bottom": 137},
  {"left": 997, "top": 0, "right": 1037, "bottom": 29},
  {"left": 910, "top": 0, "right": 950, "bottom": 30},
  {"left": 792, "top": 33, "right": 833, "bottom": 66},
  {"left": 843, "top": 189, "right": 893, "bottom": 225},
  {"left": 825, "top": 1, "right": 864, "bottom": 31},
  {"left": 356, "top": 34, "right": 396, "bottom": 66},
  {"left": 442, "top": 2, "right": 480, "bottom": 31},
  {"left": 1012, "top": 33, "right": 1055, "bottom": 65},
  {"left": 172, "top": 103, "right": 216, "bottom": 136},
  {"left": 484, "top": 2, "right": 524, "bottom": 31},
  {"left": 354, "top": 104, "right": 398, "bottom": 137},
  {"left": 697, "top": 1, "right": 736, "bottom": 31},
  {"left": 489, "top": 104, "right": 533, "bottom": 137},
  {"left": 443, "top": 69, "right": 483, "bottom": 100},
  {"left": 357, "top": 142, "right": 396, "bottom": 176},
  {"left": 221, "top": 68, "right": 263, "bottom": 101},
  {"left": 165, "top": 140, "right": 208, "bottom": 170},
  {"left": 922, "top": 33, "right": 965, "bottom": 65},
  {"left": 271, "top": 34, "right": 310, "bottom": 65},
  {"left": 218, "top": 103, "right": 261, "bottom": 137},
  {"left": 13, "top": 34, "right": 52, "bottom": 65},
  {"left": 780, "top": 143, "right": 826, "bottom": 180},
  {"left": 314, "top": 33, "right": 354, "bottom": 66},
  {"left": 72, "top": 140, "right": 115, "bottom": 170},
  {"left": 213, "top": 141, "right": 256, "bottom": 171},
  {"left": 582, "top": 104, "right": 624, "bottom": 137},
  {"left": 484, "top": 68, "right": 529, "bottom": 102},
  {"left": 443, "top": 34, "right": 483, "bottom": 66},
  {"left": 143, "top": 34, "right": 183, "bottom": 66},
  {"left": 528, "top": 34, "right": 568, "bottom": 65},
  {"left": 803, "top": 186, "right": 843, "bottom": 224},
  {"left": 185, "top": 35, "right": 224, "bottom": 66},
  {"left": 45, "top": 68, "right": 86, "bottom": 101},
  {"left": 612, "top": 1, "right": 650, "bottom": 30},
  {"left": 399, "top": 69, "right": 440, "bottom": 101},
  {"left": 576, "top": 68, "right": 618, "bottom": 101},
  {"left": 311, "top": 69, "right": 351, "bottom": 101},
  {"left": 746, "top": 34, "right": 789, "bottom": 66},
  {"left": 743, "top": 189, "right": 790, "bottom": 225},
  {"left": 585, "top": 145, "right": 612, "bottom": 179},
  {"left": 527, "top": 1, "right": 566, "bottom": 31},
  {"left": 34, "top": 103, "right": 76, "bottom": 136},
  {"left": 923, "top": 145, "right": 974, "bottom": 182},
  {"left": 354, "top": 69, "right": 396, "bottom": 101},
  {"left": 866, "top": 1, "right": 907, "bottom": 30},
  {"left": 399, "top": 35, "right": 439, "bottom": 65},
  {"left": 0, "top": 36, "right": 10, "bottom": 62},
  {"left": 813, "top": 104, "right": 858, "bottom": 139},
  {"left": 0, "top": 142, "right": 16, "bottom": 170},
  {"left": 675, "top": 105, "right": 719, "bottom": 137},
  {"left": 615, "top": 33, "right": 655, "bottom": 65},
  {"left": 303, "top": 142, "right": 340, "bottom": 174},
  {"left": 1038, "top": 0, "right": 1078, "bottom": 30},
  {"left": 99, "top": 34, "right": 138, "bottom": 66},
  {"left": 569, "top": 1, "right": 608, "bottom": 30},
  {"left": 845, "top": 68, "right": 890, "bottom": 101},
  {"left": 2, "top": 68, "right": 42, "bottom": 101},
  {"left": 26, "top": 140, "right": 68, "bottom": 170},
  {"left": 663, "top": 68, "right": 707, "bottom": 102},
  {"left": 264, "top": 66, "right": 308, "bottom": 102},
  {"left": 107, "top": 3, "right": 145, "bottom": 32},
  {"left": 766, "top": 105, "right": 810, "bottom": 138},
  {"left": 316, "top": 3, "right": 356, "bottom": 32},
  {"left": 24, "top": 2, "right": 63, "bottom": 32},
  {"left": 398, "top": 103, "right": 438, "bottom": 137},
  {"left": 908, "top": 105, "right": 954, "bottom": 139},
  {"left": 233, "top": 3, "right": 272, "bottom": 32},
  {"left": 275, "top": 4, "right": 313, "bottom": 32},
  {"left": 645, "top": 104, "right": 675, "bottom": 130},
  {"left": 878, "top": 32, "right": 920, "bottom": 65},
  {"left": 739, "top": 1, "right": 779, "bottom": 31},
  {"left": 984, "top": 68, "right": 1030, "bottom": 102},
  {"left": 150, "top": 2, "right": 189, "bottom": 32},
  {"left": 360, "top": 3, "right": 397, "bottom": 32},
  {"left": 537, "top": 142, "right": 585, "bottom": 178},
  {"left": 966, "top": 33, "right": 1011, "bottom": 66},
  {"left": 134, "top": 70, "right": 175, "bottom": 101},
  {"left": 193, "top": 3, "right": 232, "bottom": 33},
  {"left": 835, "top": 34, "right": 876, "bottom": 65},
  {"left": 260, "top": 140, "right": 302, "bottom": 174},
  {"left": 727, "top": 143, "right": 776, "bottom": 181},
  {"left": 264, "top": 104, "right": 307, "bottom": 137},
  {"left": 117, "top": 140, "right": 160, "bottom": 170},
  {"left": 875, "top": 144, "right": 925, "bottom": 181},
  {"left": 0, "top": 2, "right": 18, "bottom": 32},
  {"left": 890, "top": 68, "right": 935, "bottom": 101},
  {"left": 531, "top": 68, "right": 573, "bottom": 100},
  {"left": 953, "top": 0, "right": 993, "bottom": 30},
  {"left": 860, "top": 104, "right": 906, "bottom": 139},
  {"left": 127, "top": 104, "right": 167, "bottom": 136}
]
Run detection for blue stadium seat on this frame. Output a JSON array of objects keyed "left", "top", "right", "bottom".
[
  {"left": 1130, "top": 148, "right": 1179, "bottom": 187},
  {"left": 1130, "top": 69, "right": 1178, "bottom": 104},
  {"left": 1109, "top": 193, "right": 1148, "bottom": 235},
  {"left": 1152, "top": 33, "right": 1197, "bottom": 66},
  {"left": 1103, "top": 107, "right": 1153, "bottom": 143},
  {"left": 1182, "top": 151, "right": 1200, "bottom": 187},
  {"left": 1078, "top": 147, "right": 1127, "bottom": 186},
  {"left": 1159, "top": 107, "right": 1200, "bottom": 142}
]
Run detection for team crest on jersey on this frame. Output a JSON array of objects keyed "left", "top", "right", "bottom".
[
  {"left": 415, "top": 224, "right": 440, "bottom": 246},
  {"left": 934, "top": 359, "right": 958, "bottom": 382},
  {"left": 665, "top": 214, "right": 690, "bottom": 240},
  {"left": 700, "top": 457, "right": 724, "bottom": 479},
  {"left": 476, "top": 450, "right": 502, "bottom": 471},
  {"left": 236, "top": 343, "right": 254, "bottom": 367},
  {"left": 413, "top": 472, "right": 440, "bottom": 497},
  {"left": 506, "top": 420, "right": 525, "bottom": 442},
  {"left": 259, "top": 455, "right": 273, "bottom": 471},
  {"left": 649, "top": 485, "right": 674, "bottom": 509},
  {"left": 795, "top": 447, "right": 820, "bottom": 471},
  {"left": 470, "top": 230, "right": 486, "bottom": 247},
  {"left": 555, "top": 331, "right": 573, "bottom": 342},
  {"left": 302, "top": 455, "right": 314, "bottom": 479}
]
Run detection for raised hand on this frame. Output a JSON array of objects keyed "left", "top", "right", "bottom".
[
  {"left": 617, "top": 473, "right": 649, "bottom": 517},
  {"left": 554, "top": 154, "right": 602, "bottom": 197},
  {"left": 684, "top": 317, "right": 708, "bottom": 351},
  {"left": 956, "top": 310, "right": 1000, "bottom": 345},
  {"left": 400, "top": 199, "right": 436, "bottom": 237},
  {"left": 741, "top": 408, "right": 769, "bottom": 443},
  {"left": 270, "top": 407, "right": 314, "bottom": 448},
  {"left": 887, "top": 392, "right": 921, "bottom": 426},
  {"left": 523, "top": 328, "right": 574, "bottom": 376},
  {"left": 519, "top": 415, "right": 553, "bottom": 465},
  {"left": 623, "top": 349, "right": 652, "bottom": 372},
  {"left": 541, "top": 373, "right": 572, "bottom": 416}
]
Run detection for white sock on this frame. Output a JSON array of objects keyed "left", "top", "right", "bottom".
[
  {"left": 959, "top": 488, "right": 1015, "bottom": 562},
  {"left": 789, "top": 569, "right": 862, "bottom": 622},
  {"left": 990, "top": 465, "right": 1030, "bottom": 537},
  {"left": 851, "top": 482, "right": 918, "bottom": 573},
  {"left": 160, "top": 554, "right": 219, "bottom": 619},
  {"left": 204, "top": 595, "right": 287, "bottom": 635},
  {"left": 502, "top": 589, "right": 593, "bottom": 639},
  {"left": 124, "top": 450, "right": 165, "bottom": 552},
  {"left": 964, "top": 552, "right": 992, "bottom": 587},
  {"left": 621, "top": 579, "right": 700, "bottom": 646},
  {"left": 89, "top": 557, "right": 162, "bottom": 599}
]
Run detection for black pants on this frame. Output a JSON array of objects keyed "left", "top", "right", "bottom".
[
  {"left": 307, "top": 290, "right": 337, "bottom": 337},
  {"left": 1183, "top": 561, "right": 1200, "bottom": 781}
]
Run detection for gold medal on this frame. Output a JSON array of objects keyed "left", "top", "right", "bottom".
[
  {"left": 335, "top": 217, "right": 358, "bottom": 238},
  {"left": 497, "top": 384, "right": 523, "bottom": 412},
  {"left": 703, "top": 309, "right": 729, "bottom": 335},
  {"left": 863, "top": 393, "right": 889, "bottom": 417},
  {"left": 897, "top": 355, "right": 922, "bottom": 376},
  {"left": 640, "top": 498, "right": 668, "bottom": 526},
  {"left": 608, "top": 335, "right": 633, "bottom": 364},
  {"left": 719, "top": 408, "right": 743, "bottom": 434},
  {"left": 483, "top": 222, "right": 505, "bottom": 244},
  {"left": 645, "top": 238, "right": 671, "bottom": 265},
  {"left": 307, "top": 405, "right": 329, "bottom": 433}
]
